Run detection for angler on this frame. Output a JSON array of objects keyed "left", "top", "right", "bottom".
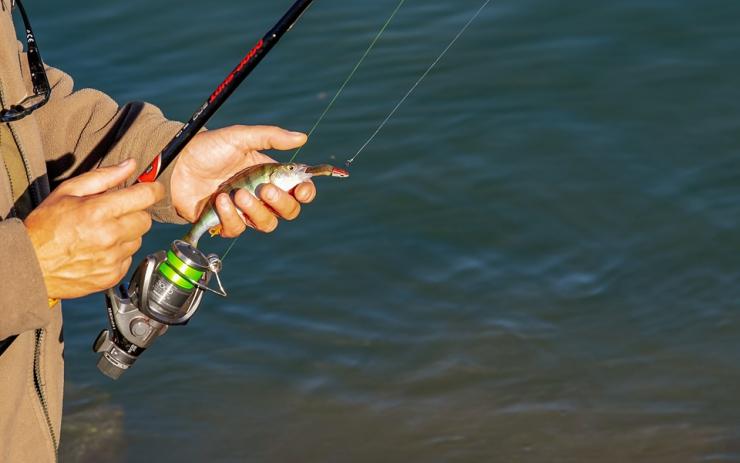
[{"left": 0, "top": 0, "right": 319, "bottom": 460}]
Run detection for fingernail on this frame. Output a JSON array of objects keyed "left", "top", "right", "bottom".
[
  {"left": 289, "top": 131, "right": 306, "bottom": 138},
  {"left": 118, "top": 159, "right": 133, "bottom": 167},
  {"left": 264, "top": 186, "right": 278, "bottom": 202},
  {"left": 239, "top": 191, "right": 252, "bottom": 206}
]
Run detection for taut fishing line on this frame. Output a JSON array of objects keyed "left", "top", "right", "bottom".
[
  {"left": 346, "top": 0, "right": 491, "bottom": 167},
  {"left": 289, "top": 0, "right": 407, "bottom": 163},
  {"left": 224, "top": 0, "right": 490, "bottom": 261},
  {"left": 92, "top": 0, "right": 491, "bottom": 381},
  {"left": 224, "top": 0, "right": 406, "bottom": 261}
]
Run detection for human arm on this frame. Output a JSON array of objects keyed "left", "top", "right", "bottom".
[
  {"left": 30, "top": 63, "right": 317, "bottom": 233},
  {"left": 23, "top": 159, "right": 163, "bottom": 301},
  {"left": 0, "top": 160, "right": 161, "bottom": 338},
  {"left": 29, "top": 63, "right": 184, "bottom": 223}
]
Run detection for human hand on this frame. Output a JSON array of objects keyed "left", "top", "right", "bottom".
[
  {"left": 170, "top": 125, "right": 317, "bottom": 237},
  {"left": 24, "top": 159, "right": 163, "bottom": 300}
]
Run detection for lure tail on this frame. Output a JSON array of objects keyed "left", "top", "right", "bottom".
[{"left": 306, "top": 165, "right": 350, "bottom": 177}]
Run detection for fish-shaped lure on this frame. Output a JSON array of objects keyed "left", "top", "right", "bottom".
[{"left": 183, "top": 163, "right": 349, "bottom": 247}]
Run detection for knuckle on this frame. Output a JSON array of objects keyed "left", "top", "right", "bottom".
[
  {"left": 149, "top": 182, "right": 165, "bottom": 201},
  {"left": 103, "top": 270, "right": 123, "bottom": 288},
  {"left": 139, "top": 185, "right": 158, "bottom": 206},
  {"left": 103, "top": 255, "right": 120, "bottom": 270},
  {"left": 89, "top": 204, "right": 108, "bottom": 222},
  {"left": 121, "top": 256, "right": 133, "bottom": 272},
  {"left": 98, "top": 229, "right": 118, "bottom": 248},
  {"left": 105, "top": 257, "right": 132, "bottom": 287},
  {"left": 53, "top": 182, "right": 70, "bottom": 196},
  {"left": 57, "top": 196, "right": 76, "bottom": 209},
  {"left": 138, "top": 211, "right": 153, "bottom": 232},
  {"left": 124, "top": 238, "right": 143, "bottom": 256},
  {"left": 249, "top": 124, "right": 271, "bottom": 134}
]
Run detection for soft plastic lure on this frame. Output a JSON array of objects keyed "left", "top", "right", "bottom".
[{"left": 183, "top": 163, "right": 349, "bottom": 247}]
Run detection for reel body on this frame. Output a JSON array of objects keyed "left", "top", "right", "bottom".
[{"left": 93, "top": 240, "right": 225, "bottom": 380}]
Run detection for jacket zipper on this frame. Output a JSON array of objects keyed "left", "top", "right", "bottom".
[{"left": 34, "top": 328, "right": 58, "bottom": 461}]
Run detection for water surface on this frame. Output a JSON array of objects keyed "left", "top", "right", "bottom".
[{"left": 28, "top": 0, "right": 740, "bottom": 461}]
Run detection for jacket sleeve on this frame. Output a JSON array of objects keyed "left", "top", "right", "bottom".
[
  {"left": 0, "top": 219, "right": 50, "bottom": 340},
  {"left": 31, "top": 63, "right": 188, "bottom": 224}
]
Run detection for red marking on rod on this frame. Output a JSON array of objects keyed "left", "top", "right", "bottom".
[
  {"left": 209, "top": 39, "right": 265, "bottom": 104},
  {"left": 138, "top": 155, "right": 161, "bottom": 183}
]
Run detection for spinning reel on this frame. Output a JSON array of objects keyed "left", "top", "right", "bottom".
[{"left": 93, "top": 240, "right": 226, "bottom": 380}]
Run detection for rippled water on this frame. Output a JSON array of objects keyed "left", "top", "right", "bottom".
[{"left": 28, "top": 0, "right": 740, "bottom": 461}]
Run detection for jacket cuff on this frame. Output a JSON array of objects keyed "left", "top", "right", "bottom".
[
  {"left": 127, "top": 119, "right": 189, "bottom": 225},
  {"left": 117, "top": 120, "right": 207, "bottom": 226},
  {"left": 148, "top": 158, "right": 186, "bottom": 224},
  {"left": 0, "top": 219, "right": 51, "bottom": 340},
  {"left": 144, "top": 124, "right": 188, "bottom": 225}
]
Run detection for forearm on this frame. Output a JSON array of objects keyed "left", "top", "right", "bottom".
[{"left": 0, "top": 219, "right": 50, "bottom": 340}]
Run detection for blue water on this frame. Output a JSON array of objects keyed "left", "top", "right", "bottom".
[{"left": 28, "top": 0, "right": 740, "bottom": 461}]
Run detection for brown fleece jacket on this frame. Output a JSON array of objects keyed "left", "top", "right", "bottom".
[{"left": 0, "top": 2, "right": 187, "bottom": 461}]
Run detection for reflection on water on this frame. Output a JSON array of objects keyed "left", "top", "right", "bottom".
[{"left": 60, "top": 384, "right": 125, "bottom": 463}]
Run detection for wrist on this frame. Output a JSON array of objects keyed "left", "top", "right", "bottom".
[{"left": 24, "top": 213, "right": 57, "bottom": 300}]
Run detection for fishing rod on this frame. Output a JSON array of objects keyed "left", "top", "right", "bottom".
[
  {"left": 137, "top": 0, "right": 314, "bottom": 183},
  {"left": 94, "top": 0, "right": 490, "bottom": 381},
  {"left": 94, "top": 0, "right": 316, "bottom": 380}
]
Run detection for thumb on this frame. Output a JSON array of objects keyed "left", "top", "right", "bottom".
[
  {"left": 223, "top": 125, "right": 308, "bottom": 152},
  {"left": 55, "top": 159, "right": 137, "bottom": 197}
]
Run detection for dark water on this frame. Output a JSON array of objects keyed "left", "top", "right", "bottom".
[{"left": 28, "top": 0, "right": 740, "bottom": 461}]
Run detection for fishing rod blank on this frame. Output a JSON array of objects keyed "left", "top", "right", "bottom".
[{"left": 137, "top": 0, "right": 315, "bottom": 183}]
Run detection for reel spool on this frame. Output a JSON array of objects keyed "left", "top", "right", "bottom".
[{"left": 93, "top": 240, "right": 226, "bottom": 380}]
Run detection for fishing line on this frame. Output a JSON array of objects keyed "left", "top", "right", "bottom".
[
  {"left": 224, "top": 0, "right": 407, "bottom": 261},
  {"left": 222, "top": 235, "right": 240, "bottom": 260},
  {"left": 224, "top": 0, "right": 488, "bottom": 261},
  {"left": 289, "top": 0, "right": 407, "bottom": 163},
  {"left": 346, "top": 0, "right": 491, "bottom": 167}
]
